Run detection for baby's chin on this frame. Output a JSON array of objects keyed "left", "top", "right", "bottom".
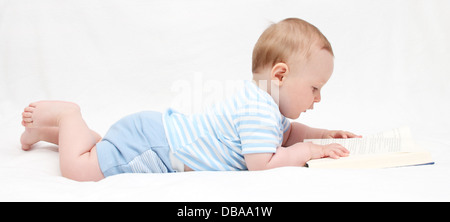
[{"left": 282, "top": 111, "right": 303, "bottom": 119}]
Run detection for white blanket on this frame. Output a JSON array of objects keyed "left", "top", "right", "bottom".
[{"left": 1, "top": 0, "right": 450, "bottom": 201}]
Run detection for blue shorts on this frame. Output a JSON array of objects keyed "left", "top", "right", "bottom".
[{"left": 96, "top": 111, "right": 176, "bottom": 177}]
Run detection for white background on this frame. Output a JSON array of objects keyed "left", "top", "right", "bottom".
[{"left": 1, "top": 0, "right": 449, "bottom": 201}]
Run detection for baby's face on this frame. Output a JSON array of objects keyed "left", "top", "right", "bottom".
[{"left": 278, "top": 49, "right": 334, "bottom": 119}]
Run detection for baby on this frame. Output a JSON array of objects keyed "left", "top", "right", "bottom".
[{"left": 20, "top": 18, "right": 360, "bottom": 181}]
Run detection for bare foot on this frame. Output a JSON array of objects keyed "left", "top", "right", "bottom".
[
  {"left": 20, "top": 127, "right": 41, "bottom": 150},
  {"left": 22, "top": 101, "right": 80, "bottom": 128},
  {"left": 20, "top": 127, "right": 60, "bottom": 151}
]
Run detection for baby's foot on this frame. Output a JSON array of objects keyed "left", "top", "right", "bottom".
[
  {"left": 22, "top": 101, "right": 80, "bottom": 128},
  {"left": 20, "top": 127, "right": 59, "bottom": 150},
  {"left": 20, "top": 127, "right": 41, "bottom": 150}
]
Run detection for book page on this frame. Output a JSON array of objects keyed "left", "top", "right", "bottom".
[
  {"left": 304, "top": 137, "right": 402, "bottom": 155},
  {"left": 304, "top": 127, "right": 416, "bottom": 155},
  {"left": 365, "top": 127, "right": 412, "bottom": 139}
]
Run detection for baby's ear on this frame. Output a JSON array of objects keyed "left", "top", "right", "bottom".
[{"left": 271, "top": 62, "right": 289, "bottom": 86}]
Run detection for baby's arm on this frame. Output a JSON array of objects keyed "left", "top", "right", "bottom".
[
  {"left": 283, "top": 122, "right": 361, "bottom": 147},
  {"left": 245, "top": 122, "right": 358, "bottom": 171},
  {"left": 244, "top": 142, "right": 349, "bottom": 171}
]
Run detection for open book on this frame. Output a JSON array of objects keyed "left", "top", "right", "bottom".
[{"left": 304, "top": 127, "right": 434, "bottom": 169}]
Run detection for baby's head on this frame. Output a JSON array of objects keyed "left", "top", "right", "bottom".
[{"left": 252, "top": 18, "right": 334, "bottom": 119}]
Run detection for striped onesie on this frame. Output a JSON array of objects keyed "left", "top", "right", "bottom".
[{"left": 163, "top": 80, "right": 291, "bottom": 171}]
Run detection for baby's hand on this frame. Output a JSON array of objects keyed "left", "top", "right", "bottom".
[
  {"left": 308, "top": 143, "right": 350, "bottom": 159},
  {"left": 322, "top": 130, "right": 362, "bottom": 139},
  {"left": 321, "top": 143, "right": 350, "bottom": 159}
]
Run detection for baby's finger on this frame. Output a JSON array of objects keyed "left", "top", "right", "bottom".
[
  {"left": 343, "top": 131, "right": 356, "bottom": 138},
  {"left": 336, "top": 131, "right": 351, "bottom": 139},
  {"left": 339, "top": 146, "right": 350, "bottom": 154},
  {"left": 347, "top": 131, "right": 362, "bottom": 138},
  {"left": 329, "top": 143, "right": 346, "bottom": 149},
  {"left": 334, "top": 148, "right": 347, "bottom": 157},
  {"left": 324, "top": 134, "right": 334, "bottom": 139},
  {"left": 331, "top": 149, "right": 347, "bottom": 159},
  {"left": 328, "top": 150, "right": 339, "bottom": 159},
  {"left": 329, "top": 144, "right": 349, "bottom": 156}
]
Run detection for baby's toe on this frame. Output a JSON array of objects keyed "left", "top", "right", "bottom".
[
  {"left": 22, "top": 111, "right": 32, "bottom": 118},
  {"left": 22, "top": 118, "right": 34, "bottom": 128},
  {"left": 24, "top": 106, "right": 35, "bottom": 113}
]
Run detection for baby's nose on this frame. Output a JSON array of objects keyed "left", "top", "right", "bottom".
[{"left": 314, "top": 95, "right": 321, "bottom": 103}]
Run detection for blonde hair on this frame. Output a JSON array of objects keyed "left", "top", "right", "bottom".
[{"left": 252, "top": 18, "right": 333, "bottom": 73}]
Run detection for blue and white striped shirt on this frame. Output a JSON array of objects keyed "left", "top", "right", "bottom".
[{"left": 162, "top": 80, "right": 291, "bottom": 171}]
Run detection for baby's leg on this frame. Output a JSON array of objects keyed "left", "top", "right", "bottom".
[
  {"left": 20, "top": 126, "right": 101, "bottom": 151},
  {"left": 22, "top": 101, "right": 104, "bottom": 181}
]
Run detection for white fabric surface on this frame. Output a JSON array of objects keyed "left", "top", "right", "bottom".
[{"left": 1, "top": 0, "right": 449, "bottom": 201}]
